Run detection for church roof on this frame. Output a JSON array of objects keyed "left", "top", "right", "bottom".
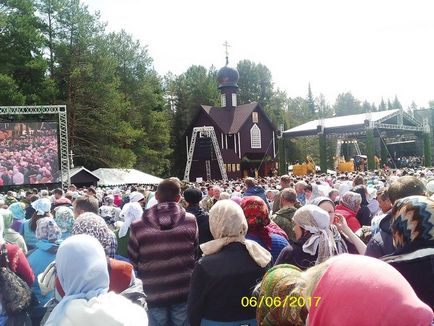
[
  {"left": 284, "top": 109, "right": 402, "bottom": 137},
  {"left": 201, "top": 102, "right": 258, "bottom": 134}
]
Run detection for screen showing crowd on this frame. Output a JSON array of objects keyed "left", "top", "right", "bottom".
[{"left": 0, "top": 122, "right": 60, "bottom": 185}]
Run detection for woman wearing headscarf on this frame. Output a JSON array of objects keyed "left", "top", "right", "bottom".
[
  {"left": 334, "top": 191, "right": 362, "bottom": 232},
  {"left": 256, "top": 264, "right": 307, "bottom": 326},
  {"left": 188, "top": 199, "right": 271, "bottom": 326},
  {"left": 0, "top": 214, "right": 34, "bottom": 325},
  {"left": 72, "top": 212, "right": 118, "bottom": 258},
  {"left": 22, "top": 197, "right": 52, "bottom": 250},
  {"left": 275, "top": 205, "right": 336, "bottom": 270},
  {"left": 99, "top": 195, "right": 121, "bottom": 228},
  {"left": 352, "top": 185, "right": 373, "bottom": 226},
  {"left": 9, "top": 201, "right": 26, "bottom": 233},
  {"left": 0, "top": 208, "right": 27, "bottom": 253},
  {"left": 115, "top": 201, "right": 143, "bottom": 258},
  {"left": 44, "top": 234, "right": 148, "bottom": 326},
  {"left": 241, "top": 196, "right": 289, "bottom": 263},
  {"left": 312, "top": 197, "right": 367, "bottom": 255},
  {"left": 42, "top": 216, "right": 146, "bottom": 313},
  {"left": 27, "top": 218, "right": 63, "bottom": 325},
  {"left": 382, "top": 195, "right": 434, "bottom": 308},
  {"left": 306, "top": 254, "right": 433, "bottom": 325},
  {"left": 54, "top": 206, "right": 74, "bottom": 239},
  {"left": 305, "top": 183, "right": 324, "bottom": 205}
]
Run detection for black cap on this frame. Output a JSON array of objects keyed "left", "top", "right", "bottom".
[{"left": 184, "top": 188, "right": 203, "bottom": 205}]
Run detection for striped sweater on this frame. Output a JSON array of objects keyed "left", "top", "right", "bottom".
[{"left": 128, "top": 202, "right": 198, "bottom": 308}]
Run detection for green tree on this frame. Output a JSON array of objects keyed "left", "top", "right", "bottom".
[
  {"left": 362, "top": 100, "right": 372, "bottom": 113},
  {"left": 392, "top": 95, "right": 402, "bottom": 109},
  {"left": 106, "top": 30, "right": 172, "bottom": 175},
  {"left": 379, "top": 98, "right": 387, "bottom": 111},
  {"left": 307, "top": 83, "right": 316, "bottom": 116},
  {"left": 387, "top": 99, "right": 393, "bottom": 110},
  {"left": 167, "top": 65, "right": 220, "bottom": 177},
  {"left": 0, "top": 0, "right": 51, "bottom": 104},
  {"left": 333, "top": 92, "right": 362, "bottom": 116},
  {"left": 237, "top": 60, "right": 273, "bottom": 107},
  {"left": 0, "top": 74, "right": 25, "bottom": 105},
  {"left": 316, "top": 94, "right": 333, "bottom": 118},
  {"left": 266, "top": 89, "right": 288, "bottom": 127}
]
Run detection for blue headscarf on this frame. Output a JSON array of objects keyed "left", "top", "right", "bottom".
[
  {"left": 9, "top": 202, "right": 25, "bottom": 220},
  {"left": 44, "top": 234, "right": 109, "bottom": 326}
]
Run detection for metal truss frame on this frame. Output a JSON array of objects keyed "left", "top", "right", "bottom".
[{"left": 0, "top": 106, "right": 70, "bottom": 188}]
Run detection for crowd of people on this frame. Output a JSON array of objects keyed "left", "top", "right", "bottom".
[
  {"left": 0, "top": 167, "right": 433, "bottom": 325},
  {"left": 0, "top": 126, "right": 59, "bottom": 185}
]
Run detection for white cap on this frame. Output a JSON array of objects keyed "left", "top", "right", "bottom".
[{"left": 129, "top": 191, "right": 145, "bottom": 202}]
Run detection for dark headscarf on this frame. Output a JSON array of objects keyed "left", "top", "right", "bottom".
[{"left": 391, "top": 195, "right": 434, "bottom": 249}]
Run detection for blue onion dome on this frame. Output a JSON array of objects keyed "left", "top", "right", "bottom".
[{"left": 217, "top": 65, "right": 239, "bottom": 89}]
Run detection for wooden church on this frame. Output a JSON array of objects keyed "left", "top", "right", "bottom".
[{"left": 184, "top": 59, "right": 278, "bottom": 181}]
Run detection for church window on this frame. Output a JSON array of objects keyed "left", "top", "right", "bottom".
[
  {"left": 252, "top": 112, "right": 259, "bottom": 123},
  {"left": 250, "top": 124, "right": 261, "bottom": 149},
  {"left": 221, "top": 94, "right": 226, "bottom": 107},
  {"left": 232, "top": 93, "right": 237, "bottom": 107},
  {"left": 227, "top": 134, "right": 234, "bottom": 149}
]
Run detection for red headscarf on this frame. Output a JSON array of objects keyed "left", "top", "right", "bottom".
[
  {"left": 240, "top": 196, "right": 272, "bottom": 250},
  {"left": 309, "top": 254, "right": 433, "bottom": 326}
]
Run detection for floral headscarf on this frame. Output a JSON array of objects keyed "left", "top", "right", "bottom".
[
  {"left": 390, "top": 195, "right": 434, "bottom": 249},
  {"left": 32, "top": 198, "right": 51, "bottom": 216},
  {"left": 36, "top": 217, "right": 63, "bottom": 242},
  {"left": 340, "top": 191, "right": 362, "bottom": 212},
  {"left": 9, "top": 202, "right": 25, "bottom": 220},
  {"left": 72, "top": 212, "right": 117, "bottom": 258},
  {"left": 256, "top": 264, "right": 307, "bottom": 326},
  {"left": 54, "top": 206, "right": 75, "bottom": 234},
  {"left": 102, "top": 195, "right": 114, "bottom": 206},
  {"left": 240, "top": 196, "right": 272, "bottom": 250}
]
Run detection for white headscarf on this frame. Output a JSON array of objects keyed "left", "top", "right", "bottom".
[
  {"left": 31, "top": 197, "right": 51, "bottom": 216},
  {"left": 200, "top": 199, "right": 271, "bottom": 268},
  {"left": 129, "top": 192, "right": 144, "bottom": 203},
  {"left": 45, "top": 234, "right": 109, "bottom": 326},
  {"left": 118, "top": 202, "right": 143, "bottom": 238},
  {"left": 293, "top": 205, "right": 336, "bottom": 264}
]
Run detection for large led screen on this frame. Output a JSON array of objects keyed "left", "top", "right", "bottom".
[{"left": 0, "top": 122, "right": 60, "bottom": 185}]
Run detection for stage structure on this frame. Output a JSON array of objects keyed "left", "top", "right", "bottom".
[
  {"left": 0, "top": 105, "right": 70, "bottom": 188},
  {"left": 283, "top": 109, "right": 431, "bottom": 171},
  {"left": 184, "top": 126, "right": 228, "bottom": 182}
]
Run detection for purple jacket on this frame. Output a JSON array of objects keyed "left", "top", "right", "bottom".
[{"left": 128, "top": 202, "right": 198, "bottom": 307}]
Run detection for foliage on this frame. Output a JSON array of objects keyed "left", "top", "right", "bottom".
[
  {"left": 334, "top": 92, "right": 363, "bottom": 116},
  {"left": 1, "top": 0, "right": 427, "bottom": 176}
]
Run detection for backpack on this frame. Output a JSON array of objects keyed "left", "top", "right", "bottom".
[{"left": 0, "top": 244, "right": 33, "bottom": 315}]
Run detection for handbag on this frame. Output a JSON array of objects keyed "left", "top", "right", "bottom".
[
  {"left": 37, "top": 261, "right": 56, "bottom": 296},
  {"left": 0, "top": 244, "right": 33, "bottom": 315}
]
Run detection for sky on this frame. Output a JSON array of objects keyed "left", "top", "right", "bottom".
[{"left": 82, "top": 0, "right": 434, "bottom": 109}]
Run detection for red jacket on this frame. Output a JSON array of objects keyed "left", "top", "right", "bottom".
[{"left": 335, "top": 204, "right": 362, "bottom": 232}]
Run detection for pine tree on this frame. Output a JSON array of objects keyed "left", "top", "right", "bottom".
[
  {"left": 392, "top": 95, "right": 402, "bottom": 109},
  {"left": 307, "top": 83, "right": 316, "bottom": 117},
  {"left": 379, "top": 98, "right": 387, "bottom": 111}
]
